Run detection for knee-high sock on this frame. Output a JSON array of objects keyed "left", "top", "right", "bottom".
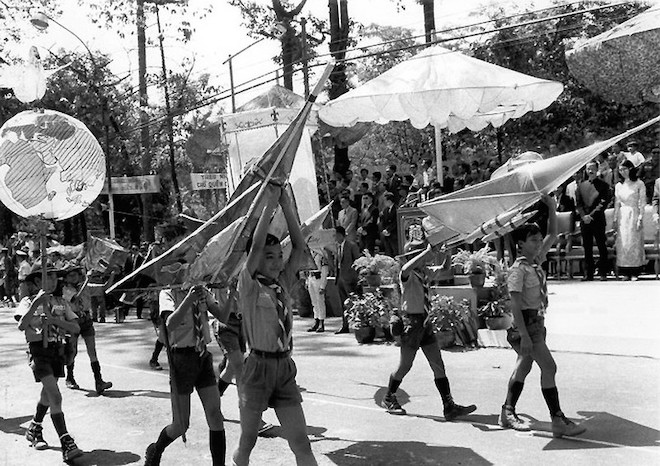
[
  {"left": 91, "top": 361, "right": 103, "bottom": 382},
  {"left": 34, "top": 403, "right": 49, "bottom": 423},
  {"left": 387, "top": 375, "right": 402, "bottom": 396},
  {"left": 434, "top": 377, "right": 453, "bottom": 407},
  {"left": 153, "top": 427, "right": 175, "bottom": 456},
  {"left": 505, "top": 381, "right": 525, "bottom": 409},
  {"left": 151, "top": 340, "right": 164, "bottom": 362},
  {"left": 51, "top": 412, "right": 68, "bottom": 439},
  {"left": 210, "top": 429, "right": 226, "bottom": 466},
  {"left": 541, "top": 386, "right": 562, "bottom": 417}
]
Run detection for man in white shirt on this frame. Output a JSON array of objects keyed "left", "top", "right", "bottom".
[{"left": 625, "top": 141, "right": 645, "bottom": 168}]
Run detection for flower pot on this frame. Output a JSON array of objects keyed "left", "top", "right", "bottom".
[
  {"left": 354, "top": 326, "right": 376, "bottom": 344},
  {"left": 469, "top": 273, "right": 486, "bottom": 288},
  {"left": 485, "top": 314, "right": 513, "bottom": 330},
  {"left": 364, "top": 274, "right": 381, "bottom": 287},
  {"left": 436, "top": 329, "right": 456, "bottom": 348}
]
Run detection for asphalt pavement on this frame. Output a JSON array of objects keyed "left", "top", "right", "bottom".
[{"left": 0, "top": 277, "right": 658, "bottom": 466}]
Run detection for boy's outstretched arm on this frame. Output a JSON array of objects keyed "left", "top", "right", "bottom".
[
  {"left": 400, "top": 244, "right": 433, "bottom": 280},
  {"left": 246, "top": 184, "right": 281, "bottom": 277},
  {"left": 280, "top": 187, "right": 305, "bottom": 274}
]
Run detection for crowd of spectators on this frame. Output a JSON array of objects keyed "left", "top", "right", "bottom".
[{"left": 316, "top": 141, "right": 659, "bottom": 261}]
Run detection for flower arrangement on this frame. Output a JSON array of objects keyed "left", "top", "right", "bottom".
[
  {"left": 450, "top": 246, "right": 500, "bottom": 275},
  {"left": 352, "top": 251, "right": 401, "bottom": 284},
  {"left": 478, "top": 259, "right": 513, "bottom": 320},
  {"left": 427, "top": 295, "right": 471, "bottom": 333},
  {"left": 344, "top": 291, "right": 392, "bottom": 329}
]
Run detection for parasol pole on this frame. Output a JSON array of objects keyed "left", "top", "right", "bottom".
[
  {"left": 39, "top": 220, "right": 52, "bottom": 348},
  {"left": 435, "top": 124, "right": 444, "bottom": 189}
]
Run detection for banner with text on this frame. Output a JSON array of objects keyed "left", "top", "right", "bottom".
[
  {"left": 101, "top": 175, "right": 160, "bottom": 195},
  {"left": 190, "top": 173, "right": 227, "bottom": 191}
]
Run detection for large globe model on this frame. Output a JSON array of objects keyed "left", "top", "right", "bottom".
[{"left": 0, "top": 109, "right": 105, "bottom": 220}]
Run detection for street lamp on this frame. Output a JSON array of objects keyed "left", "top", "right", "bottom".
[
  {"left": 30, "top": 11, "right": 117, "bottom": 239},
  {"left": 223, "top": 23, "right": 287, "bottom": 113}
]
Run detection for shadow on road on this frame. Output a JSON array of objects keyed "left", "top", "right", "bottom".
[
  {"left": 0, "top": 414, "right": 32, "bottom": 436},
  {"left": 74, "top": 448, "right": 141, "bottom": 466},
  {"left": 326, "top": 441, "right": 492, "bottom": 465},
  {"left": 538, "top": 411, "right": 660, "bottom": 450},
  {"left": 372, "top": 386, "right": 410, "bottom": 410},
  {"left": 80, "top": 388, "right": 171, "bottom": 399}
]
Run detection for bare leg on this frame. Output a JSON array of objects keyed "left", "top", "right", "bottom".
[
  {"left": 83, "top": 335, "right": 98, "bottom": 362},
  {"left": 391, "top": 345, "right": 418, "bottom": 381},
  {"left": 275, "top": 404, "right": 317, "bottom": 466},
  {"left": 420, "top": 343, "right": 447, "bottom": 379},
  {"left": 232, "top": 407, "right": 262, "bottom": 466}
]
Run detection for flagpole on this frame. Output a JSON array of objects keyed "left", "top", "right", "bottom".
[{"left": 208, "top": 63, "right": 335, "bottom": 284}]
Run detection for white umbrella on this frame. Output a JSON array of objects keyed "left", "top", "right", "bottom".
[
  {"left": 319, "top": 45, "right": 563, "bottom": 179},
  {"left": 565, "top": 5, "right": 660, "bottom": 105}
]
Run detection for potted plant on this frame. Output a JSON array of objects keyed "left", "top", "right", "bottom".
[
  {"left": 450, "top": 246, "right": 500, "bottom": 288},
  {"left": 478, "top": 260, "right": 513, "bottom": 330},
  {"left": 352, "top": 251, "right": 401, "bottom": 287},
  {"left": 426, "top": 295, "right": 472, "bottom": 348},
  {"left": 344, "top": 291, "right": 393, "bottom": 344}
]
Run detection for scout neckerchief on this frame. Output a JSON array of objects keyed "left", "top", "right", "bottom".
[
  {"left": 190, "top": 289, "right": 207, "bottom": 356},
  {"left": 256, "top": 273, "right": 291, "bottom": 351},
  {"left": 517, "top": 256, "right": 548, "bottom": 312},
  {"left": 192, "top": 302, "right": 207, "bottom": 356}
]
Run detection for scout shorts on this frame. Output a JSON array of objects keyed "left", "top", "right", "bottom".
[
  {"left": 169, "top": 348, "right": 216, "bottom": 395},
  {"left": 29, "top": 342, "right": 65, "bottom": 382},
  {"left": 507, "top": 309, "right": 547, "bottom": 352},
  {"left": 238, "top": 352, "right": 303, "bottom": 412},
  {"left": 400, "top": 313, "right": 437, "bottom": 349}
]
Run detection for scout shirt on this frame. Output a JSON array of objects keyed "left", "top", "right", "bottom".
[
  {"left": 159, "top": 288, "right": 213, "bottom": 349},
  {"left": 237, "top": 266, "right": 293, "bottom": 353},
  {"left": 507, "top": 257, "right": 547, "bottom": 314},
  {"left": 18, "top": 295, "right": 78, "bottom": 344},
  {"left": 399, "top": 269, "right": 426, "bottom": 315}
]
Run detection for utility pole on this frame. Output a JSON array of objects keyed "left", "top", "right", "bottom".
[
  {"left": 300, "top": 17, "right": 309, "bottom": 99},
  {"left": 137, "top": 0, "right": 154, "bottom": 241},
  {"left": 155, "top": 5, "right": 183, "bottom": 213}
]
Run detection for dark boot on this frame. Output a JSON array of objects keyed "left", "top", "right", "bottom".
[
  {"left": 91, "top": 361, "right": 112, "bottom": 394},
  {"left": 66, "top": 363, "right": 79, "bottom": 389},
  {"left": 307, "top": 319, "right": 320, "bottom": 332},
  {"left": 316, "top": 320, "right": 325, "bottom": 332},
  {"left": 25, "top": 422, "right": 48, "bottom": 450},
  {"left": 61, "top": 434, "right": 83, "bottom": 462}
]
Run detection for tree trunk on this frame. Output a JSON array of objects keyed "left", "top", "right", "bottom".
[
  {"left": 328, "top": 0, "right": 351, "bottom": 174},
  {"left": 137, "top": 0, "right": 154, "bottom": 241}
]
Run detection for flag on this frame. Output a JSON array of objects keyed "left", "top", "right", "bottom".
[
  {"left": 419, "top": 114, "right": 660, "bottom": 239},
  {"left": 83, "top": 236, "right": 128, "bottom": 274},
  {"left": 183, "top": 64, "right": 335, "bottom": 287},
  {"left": 108, "top": 63, "right": 335, "bottom": 292},
  {"left": 107, "top": 182, "right": 260, "bottom": 292}
]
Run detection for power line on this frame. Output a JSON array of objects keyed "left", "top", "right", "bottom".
[{"left": 122, "top": 1, "right": 637, "bottom": 135}]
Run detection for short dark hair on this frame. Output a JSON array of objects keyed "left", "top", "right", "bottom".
[
  {"left": 512, "top": 223, "right": 542, "bottom": 244},
  {"left": 372, "top": 171, "right": 382, "bottom": 182},
  {"left": 620, "top": 159, "right": 638, "bottom": 181},
  {"left": 245, "top": 233, "right": 280, "bottom": 253},
  {"left": 388, "top": 164, "right": 397, "bottom": 172},
  {"left": 335, "top": 226, "right": 346, "bottom": 237}
]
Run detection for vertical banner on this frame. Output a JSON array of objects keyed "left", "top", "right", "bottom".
[{"left": 222, "top": 106, "right": 320, "bottom": 223}]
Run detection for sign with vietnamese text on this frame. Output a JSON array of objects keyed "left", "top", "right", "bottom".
[
  {"left": 191, "top": 173, "right": 227, "bottom": 191},
  {"left": 101, "top": 175, "right": 160, "bottom": 195}
]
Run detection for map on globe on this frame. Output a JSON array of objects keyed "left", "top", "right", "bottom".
[{"left": 0, "top": 109, "right": 105, "bottom": 220}]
